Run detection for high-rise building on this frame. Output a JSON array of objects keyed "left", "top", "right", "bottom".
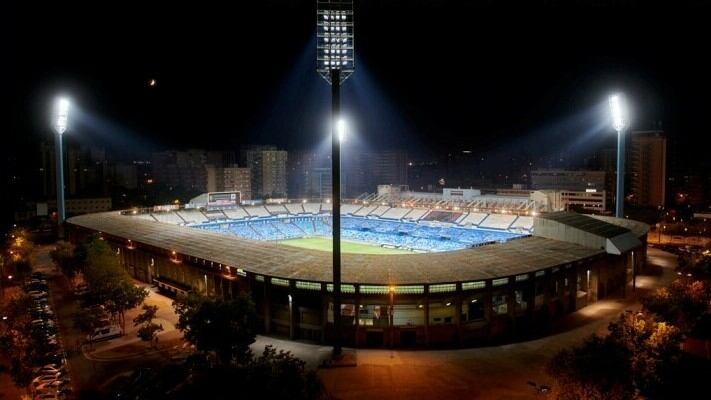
[
  {"left": 240, "top": 145, "right": 288, "bottom": 198},
  {"left": 206, "top": 165, "right": 251, "bottom": 200},
  {"left": 629, "top": 130, "right": 667, "bottom": 208},
  {"left": 344, "top": 150, "right": 408, "bottom": 196},
  {"left": 39, "top": 141, "right": 109, "bottom": 198},
  {"left": 152, "top": 149, "right": 209, "bottom": 192},
  {"left": 288, "top": 151, "right": 331, "bottom": 198},
  {"left": 530, "top": 169, "right": 607, "bottom": 191},
  {"left": 307, "top": 167, "right": 332, "bottom": 200}
]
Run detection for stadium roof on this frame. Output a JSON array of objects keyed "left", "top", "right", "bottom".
[
  {"left": 538, "top": 212, "right": 630, "bottom": 238},
  {"left": 67, "top": 212, "right": 611, "bottom": 285}
]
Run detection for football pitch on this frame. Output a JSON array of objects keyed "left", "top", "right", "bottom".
[{"left": 279, "top": 237, "right": 412, "bottom": 255}]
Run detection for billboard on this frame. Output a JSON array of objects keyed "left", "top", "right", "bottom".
[{"left": 207, "top": 191, "right": 240, "bottom": 207}]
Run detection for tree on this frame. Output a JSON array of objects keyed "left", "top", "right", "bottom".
[
  {"left": 73, "top": 306, "right": 105, "bottom": 349},
  {"left": 642, "top": 279, "right": 711, "bottom": 337},
  {"left": 134, "top": 304, "right": 163, "bottom": 348},
  {"left": 50, "top": 241, "right": 83, "bottom": 281},
  {"left": 0, "top": 294, "right": 37, "bottom": 387},
  {"left": 174, "top": 293, "right": 257, "bottom": 365},
  {"left": 244, "top": 345, "right": 324, "bottom": 400},
  {"left": 547, "top": 335, "right": 633, "bottom": 400},
  {"left": 80, "top": 236, "right": 148, "bottom": 332},
  {"left": 547, "top": 312, "right": 685, "bottom": 400}
]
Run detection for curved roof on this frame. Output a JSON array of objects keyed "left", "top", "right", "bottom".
[{"left": 67, "top": 211, "right": 623, "bottom": 285}]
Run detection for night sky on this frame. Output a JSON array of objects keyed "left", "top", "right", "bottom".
[{"left": 3, "top": 1, "right": 711, "bottom": 163}]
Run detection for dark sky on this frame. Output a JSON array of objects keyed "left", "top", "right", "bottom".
[{"left": 2, "top": 1, "right": 711, "bottom": 164}]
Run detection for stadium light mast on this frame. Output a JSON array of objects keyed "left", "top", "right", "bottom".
[
  {"left": 609, "top": 93, "right": 628, "bottom": 218},
  {"left": 53, "top": 97, "right": 70, "bottom": 238},
  {"left": 317, "top": 0, "right": 354, "bottom": 357}
]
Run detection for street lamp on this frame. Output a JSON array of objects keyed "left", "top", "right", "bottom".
[
  {"left": 317, "top": 0, "right": 354, "bottom": 357},
  {"left": 609, "top": 93, "right": 628, "bottom": 218},
  {"left": 53, "top": 97, "right": 70, "bottom": 238}
]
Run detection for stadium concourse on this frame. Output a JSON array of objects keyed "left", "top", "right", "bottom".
[{"left": 66, "top": 200, "right": 649, "bottom": 348}]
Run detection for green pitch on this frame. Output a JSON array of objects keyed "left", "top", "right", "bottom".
[{"left": 280, "top": 237, "right": 412, "bottom": 255}]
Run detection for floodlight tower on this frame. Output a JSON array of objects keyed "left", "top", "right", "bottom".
[
  {"left": 609, "top": 94, "right": 628, "bottom": 218},
  {"left": 317, "top": 0, "right": 354, "bottom": 356},
  {"left": 53, "top": 97, "right": 70, "bottom": 238}
]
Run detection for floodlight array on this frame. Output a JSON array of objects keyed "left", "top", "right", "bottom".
[
  {"left": 609, "top": 94, "right": 627, "bottom": 131},
  {"left": 317, "top": 1, "right": 354, "bottom": 83}
]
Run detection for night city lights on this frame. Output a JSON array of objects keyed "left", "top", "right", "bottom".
[{"left": 2, "top": 1, "right": 711, "bottom": 400}]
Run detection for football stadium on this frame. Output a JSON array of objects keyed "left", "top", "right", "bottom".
[{"left": 66, "top": 195, "right": 648, "bottom": 348}]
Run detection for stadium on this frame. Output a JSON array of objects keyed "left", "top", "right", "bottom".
[{"left": 66, "top": 194, "right": 648, "bottom": 348}]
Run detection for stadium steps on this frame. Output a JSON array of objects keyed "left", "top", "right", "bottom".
[
  {"left": 285, "top": 203, "right": 305, "bottom": 215},
  {"left": 174, "top": 212, "right": 187, "bottom": 223}
]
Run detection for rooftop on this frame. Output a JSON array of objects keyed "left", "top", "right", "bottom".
[{"left": 68, "top": 211, "right": 609, "bottom": 285}]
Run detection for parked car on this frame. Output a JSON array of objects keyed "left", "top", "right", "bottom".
[
  {"left": 28, "top": 291, "right": 49, "bottom": 299},
  {"left": 34, "top": 393, "right": 60, "bottom": 400},
  {"left": 31, "top": 373, "right": 63, "bottom": 387},
  {"left": 35, "top": 379, "right": 65, "bottom": 392},
  {"left": 87, "top": 325, "right": 122, "bottom": 342},
  {"left": 73, "top": 283, "right": 89, "bottom": 296},
  {"left": 32, "top": 364, "right": 62, "bottom": 375}
]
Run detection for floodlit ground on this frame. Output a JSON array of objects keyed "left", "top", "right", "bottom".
[
  {"left": 4, "top": 244, "right": 678, "bottom": 400},
  {"left": 279, "top": 236, "right": 413, "bottom": 255}
]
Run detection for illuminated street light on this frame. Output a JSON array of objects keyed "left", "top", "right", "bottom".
[
  {"left": 609, "top": 93, "right": 628, "bottom": 218},
  {"left": 317, "top": 0, "right": 354, "bottom": 357},
  {"left": 53, "top": 97, "right": 70, "bottom": 237},
  {"left": 337, "top": 119, "right": 346, "bottom": 142}
]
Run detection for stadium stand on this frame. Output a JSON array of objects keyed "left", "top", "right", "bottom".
[
  {"left": 458, "top": 212, "right": 488, "bottom": 226},
  {"left": 273, "top": 220, "right": 305, "bottom": 238},
  {"left": 423, "top": 211, "right": 462, "bottom": 223},
  {"left": 479, "top": 214, "right": 518, "bottom": 230},
  {"left": 266, "top": 204, "right": 288, "bottom": 215},
  {"left": 285, "top": 203, "right": 305, "bottom": 215},
  {"left": 509, "top": 216, "right": 534, "bottom": 231},
  {"left": 354, "top": 205, "right": 378, "bottom": 216},
  {"left": 380, "top": 207, "right": 412, "bottom": 220},
  {"left": 177, "top": 209, "right": 208, "bottom": 224},
  {"left": 223, "top": 207, "right": 249, "bottom": 220},
  {"left": 341, "top": 204, "right": 362, "bottom": 215},
  {"left": 244, "top": 205, "right": 271, "bottom": 218},
  {"left": 152, "top": 211, "right": 185, "bottom": 224},
  {"left": 322, "top": 202, "right": 333, "bottom": 211},
  {"left": 204, "top": 210, "right": 227, "bottom": 221},
  {"left": 303, "top": 203, "right": 322, "bottom": 214},
  {"left": 402, "top": 208, "right": 428, "bottom": 221},
  {"left": 294, "top": 218, "right": 316, "bottom": 235},
  {"left": 370, "top": 205, "right": 392, "bottom": 217},
  {"left": 134, "top": 213, "right": 158, "bottom": 222},
  {"left": 190, "top": 214, "right": 525, "bottom": 252}
]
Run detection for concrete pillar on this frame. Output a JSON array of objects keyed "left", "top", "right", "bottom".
[
  {"left": 354, "top": 285, "right": 360, "bottom": 348},
  {"left": 484, "top": 280, "right": 493, "bottom": 323},
  {"left": 321, "top": 284, "right": 328, "bottom": 344},
  {"left": 454, "top": 283, "right": 463, "bottom": 346},
  {"left": 263, "top": 277, "right": 272, "bottom": 334},
  {"left": 525, "top": 273, "right": 536, "bottom": 319},
  {"left": 507, "top": 278, "right": 516, "bottom": 333},
  {"left": 288, "top": 281, "right": 298, "bottom": 340},
  {"left": 423, "top": 286, "right": 430, "bottom": 346}
]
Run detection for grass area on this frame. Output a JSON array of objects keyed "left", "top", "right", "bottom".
[{"left": 279, "top": 236, "right": 412, "bottom": 255}]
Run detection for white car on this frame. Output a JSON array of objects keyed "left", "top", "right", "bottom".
[
  {"left": 28, "top": 291, "right": 49, "bottom": 299},
  {"left": 32, "top": 365, "right": 61, "bottom": 375},
  {"left": 86, "top": 325, "right": 122, "bottom": 342},
  {"left": 31, "top": 373, "right": 62, "bottom": 387},
  {"left": 34, "top": 393, "right": 60, "bottom": 400},
  {"left": 35, "top": 379, "right": 65, "bottom": 392}
]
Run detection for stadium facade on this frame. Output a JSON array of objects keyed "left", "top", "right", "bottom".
[{"left": 67, "top": 201, "right": 648, "bottom": 348}]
